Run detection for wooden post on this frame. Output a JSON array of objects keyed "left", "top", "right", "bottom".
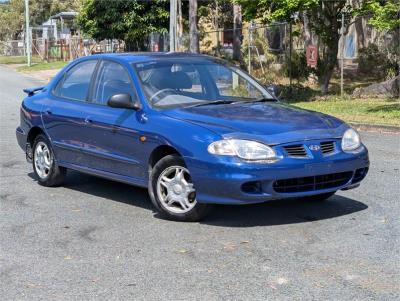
[
  {"left": 44, "top": 38, "right": 48, "bottom": 62},
  {"left": 60, "top": 39, "right": 64, "bottom": 61}
]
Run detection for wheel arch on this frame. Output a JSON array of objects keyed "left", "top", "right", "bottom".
[
  {"left": 27, "top": 126, "right": 45, "bottom": 147},
  {"left": 148, "top": 145, "right": 182, "bottom": 171}
]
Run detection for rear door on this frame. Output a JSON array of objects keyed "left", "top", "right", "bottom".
[
  {"left": 82, "top": 60, "right": 144, "bottom": 180},
  {"left": 42, "top": 59, "right": 98, "bottom": 166}
]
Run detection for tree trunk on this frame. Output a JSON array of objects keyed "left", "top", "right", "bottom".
[
  {"left": 233, "top": 4, "right": 243, "bottom": 62},
  {"left": 354, "top": 17, "right": 366, "bottom": 49},
  {"left": 189, "top": 0, "right": 199, "bottom": 53},
  {"left": 319, "top": 36, "right": 339, "bottom": 94},
  {"left": 314, "top": 1, "right": 344, "bottom": 94},
  {"left": 301, "top": 12, "right": 313, "bottom": 47}
]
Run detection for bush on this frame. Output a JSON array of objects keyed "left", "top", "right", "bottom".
[
  {"left": 282, "top": 50, "right": 310, "bottom": 82},
  {"left": 357, "top": 43, "right": 395, "bottom": 79}
]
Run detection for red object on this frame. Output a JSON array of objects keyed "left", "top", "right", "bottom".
[{"left": 306, "top": 45, "right": 318, "bottom": 67}]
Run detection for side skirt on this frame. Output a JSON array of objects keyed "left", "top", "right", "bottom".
[{"left": 58, "top": 161, "right": 148, "bottom": 188}]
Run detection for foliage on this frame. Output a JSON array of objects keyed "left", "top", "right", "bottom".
[
  {"left": 0, "top": 0, "right": 82, "bottom": 40},
  {"left": 357, "top": 43, "right": 396, "bottom": 79},
  {"left": 77, "top": 0, "right": 169, "bottom": 50},
  {"left": 235, "top": 0, "right": 349, "bottom": 94},
  {"left": 198, "top": 0, "right": 233, "bottom": 29},
  {"left": 357, "top": 0, "right": 400, "bottom": 31},
  {"left": 282, "top": 50, "right": 310, "bottom": 81},
  {"left": 235, "top": 0, "right": 399, "bottom": 93}
]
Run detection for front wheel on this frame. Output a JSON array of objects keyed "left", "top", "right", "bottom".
[
  {"left": 148, "top": 155, "right": 211, "bottom": 222},
  {"left": 32, "top": 134, "right": 66, "bottom": 187}
]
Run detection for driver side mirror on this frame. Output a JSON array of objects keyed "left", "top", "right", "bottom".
[
  {"left": 266, "top": 84, "right": 280, "bottom": 98},
  {"left": 107, "top": 93, "right": 141, "bottom": 110}
]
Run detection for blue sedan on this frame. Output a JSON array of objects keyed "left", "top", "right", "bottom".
[{"left": 16, "top": 53, "right": 369, "bottom": 221}]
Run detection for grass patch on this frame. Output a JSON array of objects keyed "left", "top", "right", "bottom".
[
  {"left": 0, "top": 55, "right": 41, "bottom": 64},
  {"left": 16, "top": 61, "right": 68, "bottom": 72},
  {"left": 291, "top": 97, "right": 400, "bottom": 127}
]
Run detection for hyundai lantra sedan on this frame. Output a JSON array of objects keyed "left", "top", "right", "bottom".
[{"left": 16, "top": 53, "right": 369, "bottom": 221}]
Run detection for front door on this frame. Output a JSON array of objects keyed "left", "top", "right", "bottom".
[{"left": 82, "top": 60, "right": 144, "bottom": 180}]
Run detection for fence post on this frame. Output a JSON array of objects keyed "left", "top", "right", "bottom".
[{"left": 44, "top": 39, "right": 48, "bottom": 62}]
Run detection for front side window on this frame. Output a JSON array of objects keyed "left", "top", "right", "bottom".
[
  {"left": 134, "top": 59, "right": 272, "bottom": 109},
  {"left": 92, "top": 61, "right": 136, "bottom": 105},
  {"left": 54, "top": 60, "right": 97, "bottom": 101}
]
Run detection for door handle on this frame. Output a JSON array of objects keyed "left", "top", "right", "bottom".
[
  {"left": 44, "top": 108, "right": 52, "bottom": 115},
  {"left": 84, "top": 117, "right": 93, "bottom": 124}
]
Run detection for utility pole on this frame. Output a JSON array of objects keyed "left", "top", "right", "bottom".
[
  {"left": 24, "top": 0, "right": 31, "bottom": 67},
  {"left": 169, "top": 0, "right": 177, "bottom": 52},
  {"left": 340, "top": 12, "right": 345, "bottom": 98}
]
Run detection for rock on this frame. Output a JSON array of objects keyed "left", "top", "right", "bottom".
[{"left": 352, "top": 75, "right": 399, "bottom": 98}]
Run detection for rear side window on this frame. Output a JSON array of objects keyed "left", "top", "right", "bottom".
[
  {"left": 54, "top": 60, "right": 97, "bottom": 101},
  {"left": 92, "top": 61, "right": 136, "bottom": 105}
]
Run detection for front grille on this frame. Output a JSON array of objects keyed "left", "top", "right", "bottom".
[
  {"left": 273, "top": 171, "right": 353, "bottom": 193},
  {"left": 283, "top": 144, "right": 308, "bottom": 157},
  {"left": 320, "top": 141, "right": 335, "bottom": 154}
]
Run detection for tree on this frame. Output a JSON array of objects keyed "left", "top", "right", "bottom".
[
  {"left": 0, "top": 0, "right": 82, "bottom": 41},
  {"left": 198, "top": 0, "right": 233, "bottom": 56},
  {"left": 358, "top": 0, "right": 400, "bottom": 30},
  {"left": 77, "top": 0, "right": 169, "bottom": 51},
  {"left": 236, "top": 0, "right": 353, "bottom": 94},
  {"left": 189, "top": 0, "right": 199, "bottom": 53},
  {"left": 233, "top": 4, "right": 243, "bottom": 62}
]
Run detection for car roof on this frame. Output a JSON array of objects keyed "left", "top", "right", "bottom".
[{"left": 90, "top": 52, "right": 215, "bottom": 63}]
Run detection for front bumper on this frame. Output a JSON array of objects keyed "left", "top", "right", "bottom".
[{"left": 185, "top": 145, "right": 369, "bottom": 205}]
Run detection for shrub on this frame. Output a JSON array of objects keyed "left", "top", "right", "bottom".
[
  {"left": 357, "top": 43, "right": 395, "bottom": 79},
  {"left": 282, "top": 50, "right": 310, "bottom": 82}
]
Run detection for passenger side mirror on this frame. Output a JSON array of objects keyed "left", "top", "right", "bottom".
[
  {"left": 266, "top": 84, "right": 280, "bottom": 98},
  {"left": 107, "top": 93, "right": 141, "bottom": 110}
]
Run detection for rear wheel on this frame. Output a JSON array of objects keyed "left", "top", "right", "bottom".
[
  {"left": 148, "top": 154, "right": 211, "bottom": 222},
  {"left": 300, "top": 191, "right": 336, "bottom": 202},
  {"left": 32, "top": 134, "right": 66, "bottom": 187}
]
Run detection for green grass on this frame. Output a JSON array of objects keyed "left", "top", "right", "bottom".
[
  {"left": 0, "top": 55, "right": 42, "bottom": 64},
  {"left": 16, "top": 61, "right": 68, "bottom": 72},
  {"left": 292, "top": 97, "right": 400, "bottom": 127}
]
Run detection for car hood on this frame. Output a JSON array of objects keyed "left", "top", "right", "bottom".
[{"left": 162, "top": 102, "right": 348, "bottom": 145}]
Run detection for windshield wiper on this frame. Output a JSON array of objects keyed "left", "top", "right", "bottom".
[
  {"left": 189, "top": 100, "right": 235, "bottom": 107},
  {"left": 250, "top": 97, "right": 277, "bottom": 103}
]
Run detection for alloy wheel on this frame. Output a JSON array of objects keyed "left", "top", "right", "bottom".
[
  {"left": 34, "top": 141, "right": 52, "bottom": 179},
  {"left": 156, "top": 166, "right": 197, "bottom": 214}
]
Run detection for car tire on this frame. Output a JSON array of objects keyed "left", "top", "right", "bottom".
[
  {"left": 32, "top": 134, "right": 66, "bottom": 187},
  {"left": 300, "top": 191, "right": 336, "bottom": 202},
  {"left": 148, "top": 154, "right": 211, "bottom": 222}
]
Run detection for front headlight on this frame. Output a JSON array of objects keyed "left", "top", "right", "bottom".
[
  {"left": 208, "top": 139, "right": 278, "bottom": 162},
  {"left": 341, "top": 128, "right": 361, "bottom": 151}
]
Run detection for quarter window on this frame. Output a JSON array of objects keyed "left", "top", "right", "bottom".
[
  {"left": 93, "top": 61, "right": 136, "bottom": 105},
  {"left": 54, "top": 60, "right": 97, "bottom": 101}
]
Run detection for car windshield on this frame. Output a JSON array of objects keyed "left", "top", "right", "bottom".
[{"left": 133, "top": 58, "right": 273, "bottom": 109}]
